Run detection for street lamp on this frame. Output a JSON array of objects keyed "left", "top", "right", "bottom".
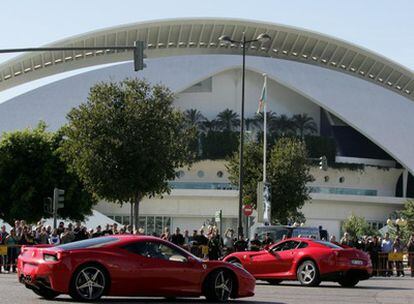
[
  {"left": 219, "top": 32, "right": 271, "bottom": 238},
  {"left": 387, "top": 218, "right": 407, "bottom": 235}
]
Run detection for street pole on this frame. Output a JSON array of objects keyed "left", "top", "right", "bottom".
[{"left": 238, "top": 32, "right": 246, "bottom": 238}]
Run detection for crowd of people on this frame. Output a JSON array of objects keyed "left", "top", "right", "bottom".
[
  {"left": 1, "top": 220, "right": 413, "bottom": 276},
  {"left": 335, "top": 232, "right": 414, "bottom": 277}
]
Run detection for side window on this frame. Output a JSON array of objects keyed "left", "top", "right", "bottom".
[
  {"left": 123, "top": 241, "right": 187, "bottom": 262},
  {"left": 297, "top": 242, "right": 308, "bottom": 249},
  {"left": 272, "top": 241, "right": 299, "bottom": 252}
]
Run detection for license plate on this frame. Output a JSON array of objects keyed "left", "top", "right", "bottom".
[{"left": 351, "top": 259, "right": 363, "bottom": 265}]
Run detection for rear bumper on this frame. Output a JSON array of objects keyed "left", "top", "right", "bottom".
[{"left": 17, "top": 257, "right": 70, "bottom": 293}]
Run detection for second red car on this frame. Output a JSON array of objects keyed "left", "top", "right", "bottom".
[{"left": 224, "top": 238, "right": 372, "bottom": 287}]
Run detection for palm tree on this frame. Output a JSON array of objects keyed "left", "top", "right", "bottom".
[
  {"left": 200, "top": 119, "right": 218, "bottom": 133},
  {"left": 245, "top": 117, "right": 256, "bottom": 131},
  {"left": 253, "top": 111, "right": 278, "bottom": 131},
  {"left": 183, "top": 108, "right": 206, "bottom": 130},
  {"left": 216, "top": 109, "right": 240, "bottom": 131},
  {"left": 292, "top": 113, "right": 317, "bottom": 138},
  {"left": 271, "top": 114, "right": 295, "bottom": 137}
]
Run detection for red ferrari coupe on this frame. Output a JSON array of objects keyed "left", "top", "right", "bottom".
[
  {"left": 17, "top": 235, "right": 255, "bottom": 302},
  {"left": 224, "top": 238, "right": 372, "bottom": 287}
]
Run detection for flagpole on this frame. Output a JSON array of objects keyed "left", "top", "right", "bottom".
[{"left": 263, "top": 73, "right": 267, "bottom": 183}]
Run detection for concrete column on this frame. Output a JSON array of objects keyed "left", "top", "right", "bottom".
[{"left": 403, "top": 168, "right": 408, "bottom": 198}]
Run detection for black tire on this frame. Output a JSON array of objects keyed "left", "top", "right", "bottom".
[
  {"left": 32, "top": 287, "right": 60, "bottom": 300},
  {"left": 338, "top": 277, "right": 359, "bottom": 288},
  {"left": 296, "top": 260, "right": 321, "bottom": 287},
  {"left": 204, "top": 269, "right": 234, "bottom": 302},
  {"left": 69, "top": 264, "right": 109, "bottom": 302},
  {"left": 266, "top": 279, "right": 283, "bottom": 285}
]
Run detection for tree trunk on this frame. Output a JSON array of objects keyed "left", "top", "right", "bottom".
[{"left": 133, "top": 194, "right": 142, "bottom": 232}]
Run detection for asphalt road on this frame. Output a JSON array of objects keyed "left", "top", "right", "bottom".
[{"left": 0, "top": 273, "right": 413, "bottom": 304}]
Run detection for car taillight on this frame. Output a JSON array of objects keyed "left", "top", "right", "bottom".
[{"left": 43, "top": 253, "right": 58, "bottom": 262}]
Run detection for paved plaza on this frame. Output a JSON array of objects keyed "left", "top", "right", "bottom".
[{"left": 1, "top": 273, "right": 413, "bottom": 304}]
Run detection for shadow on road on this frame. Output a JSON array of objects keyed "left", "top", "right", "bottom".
[
  {"left": 256, "top": 281, "right": 413, "bottom": 291},
  {"left": 52, "top": 298, "right": 284, "bottom": 304}
]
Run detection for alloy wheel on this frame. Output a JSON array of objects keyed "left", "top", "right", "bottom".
[
  {"left": 214, "top": 270, "right": 233, "bottom": 301},
  {"left": 74, "top": 266, "right": 106, "bottom": 300}
]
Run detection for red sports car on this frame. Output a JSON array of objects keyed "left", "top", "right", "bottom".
[
  {"left": 223, "top": 238, "right": 372, "bottom": 287},
  {"left": 17, "top": 235, "right": 255, "bottom": 302}
]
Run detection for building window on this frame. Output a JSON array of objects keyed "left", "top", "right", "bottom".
[
  {"left": 324, "top": 176, "right": 329, "bottom": 182},
  {"left": 339, "top": 177, "right": 345, "bottom": 183},
  {"left": 217, "top": 171, "right": 224, "bottom": 178},
  {"left": 197, "top": 170, "right": 205, "bottom": 178},
  {"left": 137, "top": 216, "right": 172, "bottom": 236}
]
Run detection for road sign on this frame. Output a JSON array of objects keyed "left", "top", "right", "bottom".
[
  {"left": 243, "top": 204, "right": 253, "bottom": 216},
  {"left": 215, "top": 210, "right": 222, "bottom": 222}
]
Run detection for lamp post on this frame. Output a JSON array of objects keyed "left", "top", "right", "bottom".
[
  {"left": 387, "top": 218, "right": 407, "bottom": 235},
  {"left": 219, "top": 32, "right": 271, "bottom": 238}
]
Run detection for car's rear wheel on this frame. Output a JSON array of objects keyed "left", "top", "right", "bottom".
[
  {"left": 204, "top": 269, "right": 234, "bottom": 302},
  {"left": 69, "top": 264, "right": 108, "bottom": 302},
  {"left": 266, "top": 279, "right": 283, "bottom": 285},
  {"left": 31, "top": 287, "right": 59, "bottom": 300},
  {"left": 296, "top": 260, "right": 321, "bottom": 287},
  {"left": 338, "top": 276, "right": 359, "bottom": 287}
]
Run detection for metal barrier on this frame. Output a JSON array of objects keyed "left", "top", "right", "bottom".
[{"left": 373, "top": 252, "right": 414, "bottom": 277}]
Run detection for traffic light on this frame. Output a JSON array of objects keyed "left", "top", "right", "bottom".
[
  {"left": 53, "top": 188, "right": 65, "bottom": 211},
  {"left": 319, "top": 155, "right": 328, "bottom": 171},
  {"left": 133, "top": 41, "right": 145, "bottom": 71}
]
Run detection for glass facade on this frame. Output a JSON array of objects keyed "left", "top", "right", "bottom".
[
  {"left": 107, "top": 215, "right": 172, "bottom": 235},
  {"left": 309, "top": 186, "right": 377, "bottom": 196},
  {"left": 170, "top": 181, "right": 376, "bottom": 196},
  {"left": 169, "top": 181, "right": 237, "bottom": 190}
]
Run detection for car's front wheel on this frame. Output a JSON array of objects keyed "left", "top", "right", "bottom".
[
  {"left": 204, "top": 269, "right": 234, "bottom": 302},
  {"left": 69, "top": 264, "right": 109, "bottom": 302},
  {"left": 296, "top": 260, "right": 321, "bottom": 287}
]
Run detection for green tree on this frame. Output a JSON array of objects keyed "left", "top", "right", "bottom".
[
  {"left": 183, "top": 108, "right": 206, "bottom": 130},
  {"left": 267, "top": 137, "right": 314, "bottom": 223},
  {"left": 61, "top": 79, "right": 195, "bottom": 230},
  {"left": 270, "top": 114, "right": 295, "bottom": 137},
  {"left": 341, "top": 214, "right": 376, "bottom": 240},
  {"left": 0, "top": 123, "right": 95, "bottom": 224},
  {"left": 292, "top": 113, "right": 317, "bottom": 138},
  {"left": 390, "top": 200, "right": 414, "bottom": 242},
  {"left": 226, "top": 137, "right": 313, "bottom": 224},
  {"left": 216, "top": 109, "right": 240, "bottom": 131}
]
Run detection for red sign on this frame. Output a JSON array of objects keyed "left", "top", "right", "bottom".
[{"left": 243, "top": 204, "right": 253, "bottom": 216}]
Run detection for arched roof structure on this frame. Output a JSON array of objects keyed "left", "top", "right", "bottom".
[{"left": 0, "top": 18, "right": 413, "bottom": 100}]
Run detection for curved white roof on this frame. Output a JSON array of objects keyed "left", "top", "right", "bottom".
[{"left": 0, "top": 18, "right": 413, "bottom": 100}]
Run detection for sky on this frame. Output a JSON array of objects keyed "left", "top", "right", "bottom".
[{"left": 0, "top": 0, "right": 413, "bottom": 99}]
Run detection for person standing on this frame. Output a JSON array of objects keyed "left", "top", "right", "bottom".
[
  {"left": 5, "top": 229, "right": 18, "bottom": 272},
  {"left": 381, "top": 232, "right": 393, "bottom": 276},
  {"left": 340, "top": 232, "right": 354, "bottom": 247},
  {"left": 223, "top": 229, "right": 235, "bottom": 255},
  {"left": 207, "top": 230, "right": 222, "bottom": 260},
  {"left": 170, "top": 228, "right": 185, "bottom": 247},
  {"left": 49, "top": 229, "right": 61, "bottom": 245},
  {"left": 393, "top": 237, "right": 405, "bottom": 277},
  {"left": 0, "top": 225, "right": 9, "bottom": 272},
  {"left": 366, "top": 236, "right": 381, "bottom": 276},
  {"left": 249, "top": 233, "right": 262, "bottom": 251},
  {"left": 160, "top": 227, "right": 171, "bottom": 241}
]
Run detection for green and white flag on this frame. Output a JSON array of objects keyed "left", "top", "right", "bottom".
[{"left": 256, "top": 76, "right": 267, "bottom": 114}]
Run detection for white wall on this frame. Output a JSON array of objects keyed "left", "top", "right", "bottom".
[
  {"left": 175, "top": 69, "right": 320, "bottom": 125},
  {"left": 310, "top": 166, "right": 403, "bottom": 197}
]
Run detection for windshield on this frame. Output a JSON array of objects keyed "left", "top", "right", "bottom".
[{"left": 56, "top": 237, "right": 119, "bottom": 250}]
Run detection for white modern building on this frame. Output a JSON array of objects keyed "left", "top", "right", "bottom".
[{"left": 0, "top": 18, "right": 413, "bottom": 238}]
